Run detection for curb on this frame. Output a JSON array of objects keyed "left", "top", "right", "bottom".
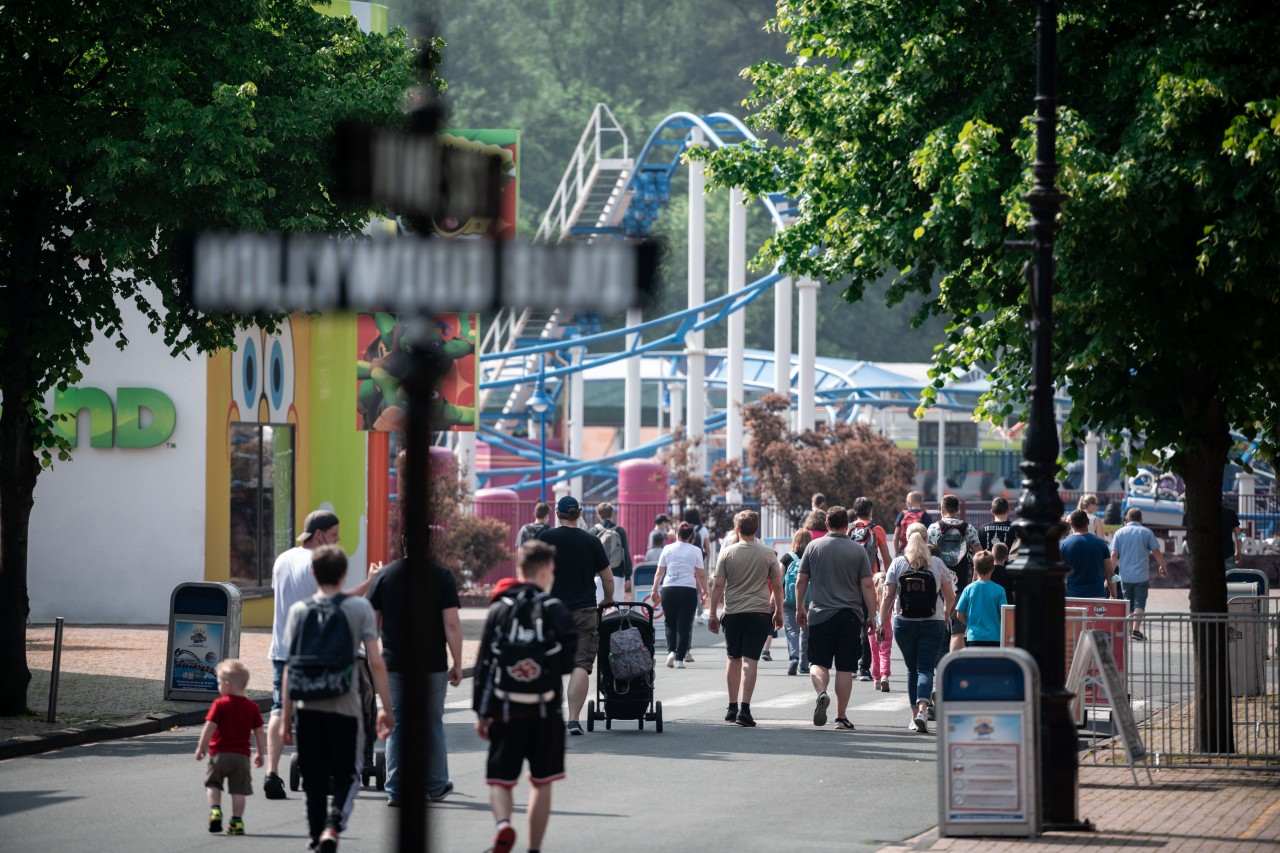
[{"left": 0, "top": 697, "right": 272, "bottom": 762}]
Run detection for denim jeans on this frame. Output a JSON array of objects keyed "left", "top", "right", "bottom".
[
  {"left": 660, "top": 585, "right": 698, "bottom": 660},
  {"left": 782, "top": 603, "right": 809, "bottom": 669},
  {"left": 892, "top": 618, "right": 948, "bottom": 708},
  {"left": 385, "top": 669, "right": 451, "bottom": 800}
]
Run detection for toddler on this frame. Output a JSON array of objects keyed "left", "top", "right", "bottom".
[{"left": 195, "top": 659, "right": 265, "bottom": 835}]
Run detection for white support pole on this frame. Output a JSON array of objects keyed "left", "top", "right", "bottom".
[
  {"left": 624, "top": 307, "right": 642, "bottom": 452},
  {"left": 686, "top": 128, "right": 707, "bottom": 474},
  {"left": 1083, "top": 431, "right": 1099, "bottom": 494},
  {"left": 670, "top": 381, "right": 683, "bottom": 431},
  {"left": 570, "top": 359, "right": 585, "bottom": 500},
  {"left": 796, "top": 276, "right": 819, "bottom": 432},
  {"left": 936, "top": 408, "right": 947, "bottom": 505},
  {"left": 774, "top": 275, "right": 792, "bottom": 397},
  {"left": 727, "top": 188, "right": 746, "bottom": 485},
  {"left": 455, "top": 431, "right": 477, "bottom": 497}
]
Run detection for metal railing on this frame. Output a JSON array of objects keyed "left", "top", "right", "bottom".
[{"left": 1073, "top": 598, "right": 1280, "bottom": 770}]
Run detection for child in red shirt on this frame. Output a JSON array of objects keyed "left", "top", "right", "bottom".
[{"left": 195, "top": 659, "right": 266, "bottom": 835}]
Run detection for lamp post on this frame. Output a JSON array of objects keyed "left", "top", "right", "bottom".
[
  {"left": 528, "top": 386, "right": 553, "bottom": 503},
  {"left": 1006, "top": 0, "right": 1087, "bottom": 832}
]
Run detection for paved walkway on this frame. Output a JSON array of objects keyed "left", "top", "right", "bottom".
[{"left": 5, "top": 590, "right": 1279, "bottom": 850}]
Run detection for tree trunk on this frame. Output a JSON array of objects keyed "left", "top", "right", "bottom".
[
  {"left": 1180, "top": 393, "right": 1233, "bottom": 753},
  {"left": 0, "top": 368, "right": 40, "bottom": 715}
]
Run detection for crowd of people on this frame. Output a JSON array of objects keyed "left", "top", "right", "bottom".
[{"left": 198, "top": 484, "right": 1175, "bottom": 852}]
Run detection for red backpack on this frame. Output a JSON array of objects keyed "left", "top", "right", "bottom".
[{"left": 895, "top": 509, "right": 925, "bottom": 553}]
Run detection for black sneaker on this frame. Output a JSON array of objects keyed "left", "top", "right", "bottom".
[
  {"left": 760, "top": 651, "right": 772, "bottom": 662},
  {"left": 565, "top": 720, "right": 584, "bottom": 736},
  {"left": 725, "top": 703, "right": 739, "bottom": 722},
  {"left": 813, "top": 692, "right": 830, "bottom": 727},
  {"left": 834, "top": 717, "right": 855, "bottom": 731},
  {"left": 1131, "top": 629, "right": 1147, "bottom": 642},
  {"left": 787, "top": 660, "right": 799, "bottom": 676},
  {"left": 318, "top": 827, "right": 339, "bottom": 853},
  {"left": 927, "top": 703, "right": 936, "bottom": 721},
  {"left": 427, "top": 781, "right": 454, "bottom": 802},
  {"left": 734, "top": 707, "right": 756, "bottom": 727},
  {"left": 263, "top": 772, "right": 287, "bottom": 800},
  {"left": 208, "top": 806, "right": 223, "bottom": 833},
  {"left": 857, "top": 669, "right": 873, "bottom": 682}
]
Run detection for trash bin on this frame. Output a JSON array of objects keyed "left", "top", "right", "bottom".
[
  {"left": 937, "top": 648, "right": 1041, "bottom": 838},
  {"left": 165, "top": 582, "right": 243, "bottom": 701},
  {"left": 1226, "top": 568, "right": 1269, "bottom": 596},
  {"left": 1228, "top": 595, "right": 1265, "bottom": 697}
]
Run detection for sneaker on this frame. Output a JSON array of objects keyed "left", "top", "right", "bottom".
[
  {"left": 913, "top": 712, "right": 929, "bottom": 733},
  {"left": 927, "top": 703, "right": 936, "bottom": 721},
  {"left": 1131, "top": 629, "right": 1147, "bottom": 642},
  {"left": 684, "top": 653, "right": 694, "bottom": 663},
  {"left": 427, "top": 781, "right": 454, "bottom": 802},
  {"left": 857, "top": 669, "right": 873, "bottom": 682},
  {"left": 676, "top": 660, "right": 686, "bottom": 669},
  {"left": 879, "top": 678, "right": 890, "bottom": 693},
  {"left": 725, "top": 703, "right": 739, "bottom": 722},
  {"left": 798, "top": 666, "right": 810, "bottom": 674},
  {"left": 787, "top": 660, "right": 799, "bottom": 676},
  {"left": 813, "top": 692, "right": 830, "bottom": 727},
  {"left": 386, "top": 798, "right": 399, "bottom": 807},
  {"left": 208, "top": 806, "right": 223, "bottom": 833},
  {"left": 226, "top": 817, "right": 245, "bottom": 836},
  {"left": 565, "top": 720, "right": 584, "bottom": 736},
  {"left": 318, "top": 827, "right": 340, "bottom": 853},
  {"left": 263, "top": 771, "right": 286, "bottom": 800},
  {"left": 666, "top": 652, "right": 676, "bottom": 668},
  {"left": 834, "top": 717, "right": 855, "bottom": 730},
  {"left": 491, "top": 821, "right": 516, "bottom": 853},
  {"left": 734, "top": 707, "right": 756, "bottom": 727}
]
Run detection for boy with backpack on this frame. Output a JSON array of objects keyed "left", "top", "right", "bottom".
[
  {"left": 850, "top": 496, "right": 892, "bottom": 681},
  {"left": 474, "top": 540, "right": 578, "bottom": 853},
  {"left": 281, "top": 545, "right": 393, "bottom": 853},
  {"left": 195, "top": 659, "right": 266, "bottom": 836},
  {"left": 516, "top": 502, "right": 552, "bottom": 546},
  {"left": 590, "top": 502, "right": 632, "bottom": 597},
  {"left": 953, "top": 550, "right": 1007, "bottom": 647},
  {"left": 928, "top": 494, "right": 981, "bottom": 653},
  {"left": 892, "top": 491, "right": 934, "bottom": 557}
]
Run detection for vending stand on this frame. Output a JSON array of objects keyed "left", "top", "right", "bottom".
[
  {"left": 164, "top": 582, "right": 243, "bottom": 701},
  {"left": 938, "top": 648, "right": 1041, "bottom": 838}
]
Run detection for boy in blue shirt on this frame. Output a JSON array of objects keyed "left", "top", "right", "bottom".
[{"left": 954, "top": 551, "right": 1007, "bottom": 648}]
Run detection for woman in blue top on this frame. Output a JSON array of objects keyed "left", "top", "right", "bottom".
[{"left": 650, "top": 522, "right": 707, "bottom": 668}]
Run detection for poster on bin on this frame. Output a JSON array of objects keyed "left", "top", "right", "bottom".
[
  {"left": 944, "top": 713, "right": 1025, "bottom": 822},
  {"left": 1065, "top": 597, "right": 1130, "bottom": 707},
  {"left": 170, "top": 619, "right": 224, "bottom": 693}
]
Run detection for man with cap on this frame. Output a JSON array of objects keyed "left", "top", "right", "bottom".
[
  {"left": 264, "top": 509, "right": 378, "bottom": 798},
  {"left": 538, "top": 496, "right": 614, "bottom": 735}
]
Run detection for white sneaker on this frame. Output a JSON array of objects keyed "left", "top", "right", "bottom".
[
  {"left": 676, "top": 660, "right": 685, "bottom": 669},
  {"left": 666, "top": 652, "right": 676, "bottom": 668},
  {"left": 684, "top": 653, "right": 694, "bottom": 663}
]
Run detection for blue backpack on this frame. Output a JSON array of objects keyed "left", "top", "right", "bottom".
[
  {"left": 287, "top": 594, "right": 354, "bottom": 701},
  {"left": 783, "top": 552, "right": 809, "bottom": 607}
]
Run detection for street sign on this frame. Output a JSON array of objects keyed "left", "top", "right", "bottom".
[{"left": 188, "top": 232, "right": 658, "bottom": 314}]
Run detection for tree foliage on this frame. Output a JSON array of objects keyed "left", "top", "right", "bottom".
[
  {"left": 744, "top": 393, "right": 915, "bottom": 531},
  {"left": 697, "top": 1, "right": 1280, "bottom": 615},
  {"left": 0, "top": 0, "right": 421, "bottom": 714}
]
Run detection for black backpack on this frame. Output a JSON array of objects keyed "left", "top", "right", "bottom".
[
  {"left": 936, "top": 520, "right": 972, "bottom": 575},
  {"left": 486, "top": 588, "right": 563, "bottom": 718},
  {"left": 851, "top": 521, "right": 880, "bottom": 571},
  {"left": 898, "top": 565, "right": 939, "bottom": 619},
  {"left": 287, "top": 594, "right": 354, "bottom": 701}
]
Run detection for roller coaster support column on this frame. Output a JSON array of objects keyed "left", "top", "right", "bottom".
[
  {"left": 686, "top": 127, "right": 707, "bottom": 473},
  {"left": 570, "top": 351, "right": 585, "bottom": 498},
  {"left": 937, "top": 409, "right": 947, "bottom": 505},
  {"left": 624, "top": 308, "right": 643, "bottom": 451},
  {"left": 774, "top": 275, "right": 792, "bottom": 424},
  {"left": 455, "top": 432, "right": 477, "bottom": 496},
  {"left": 1083, "top": 432, "right": 1099, "bottom": 493},
  {"left": 796, "top": 276, "right": 819, "bottom": 431},
  {"left": 726, "top": 186, "right": 746, "bottom": 497}
]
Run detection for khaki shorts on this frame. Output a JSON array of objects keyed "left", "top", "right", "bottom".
[
  {"left": 571, "top": 608, "right": 599, "bottom": 673},
  {"left": 205, "top": 752, "right": 253, "bottom": 795}
]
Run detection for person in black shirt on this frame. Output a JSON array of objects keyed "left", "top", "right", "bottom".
[
  {"left": 989, "top": 541, "right": 1015, "bottom": 607},
  {"left": 365, "top": 542, "right": 463, "bottom": 805},
  {"left": 980, "top": 496, "right": 1016, "bottom": 553},
  {"left": 538, "top": 495, "right": 612, "bottom": 735}
]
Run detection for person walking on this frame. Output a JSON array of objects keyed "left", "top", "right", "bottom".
[
  {"left": 953, "top": 551, "right": 1007, "bottom": 647},
  {"left": 707, "top": 510, "right": 783, "bottom": 728},
  {"left": 877, "top": 528, "right": 956, "bottom": 733},
  {"left": 195, "top": 659, "right": 266, "bottom": 836},
  {"left": 591, "top": 502, "right": 633, "bottom": 597},
  {"left": 1061, "top": 509, "right": 1114, "bottom": 600},
  {"left": 795, "top": 505, "right": 878, "bottom": 731},
  {"left": 538, "top": 495, "right": 614, "bottom": 734},
  {"left": 1110, "top": 508, "right": 1168, "bottom": 640},
  {"left": 892, "top": 491, "right": 934, "bottom": 556},
  {"left": 866, "top": 574, "right": 893, "bottom": 691},
  {"left": 1077, "top": 494, "right": 1108, "bottom": 541},
  {"left": 780, "top": 528, "right": 813, "bottom": 676},
  {"left": 928, "top": 494, "right": 981, "bottom": 653},
  {"left": 516, "top": 502, "right": 552, "bottom": 546},
  {"left": 650, "top": 522, "right": 707, "bottom": 669},
  {"left": 850, "top": 496, "right": 891, "bottom": 682},
  {"left": 979, "top": 497, "right": 1017, "bottom": 552},
  {"left": 365, "top": 538, "right": 463, "bottom": 806}
]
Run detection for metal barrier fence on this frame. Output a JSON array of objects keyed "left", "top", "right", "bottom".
[{"left": 1071, "top": 597, "right": 1280, "bottom": 770}]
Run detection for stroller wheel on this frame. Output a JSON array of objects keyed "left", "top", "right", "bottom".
[
  {"left": 375, "top": 748, "right": 387, "bottom": 790},
  {"left": 605, "top": 717, "right": 612, "bottom": 730},
  {"left": 638, "top": 717, "right": 644, "bottom": 730},
  {"left": 655, "top": 701, "right": 664, "bottom": 733},
  {"left": 586, "top": 700, "right": 595, "bottom": 732},
  {"left": 289, "top": 754, "right": 301, "bottom": 792}
]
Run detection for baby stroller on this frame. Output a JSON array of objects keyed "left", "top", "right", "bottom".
[
  {"left": 289, "top": 656, "right": 387, "bottom": 791},
  {"left": 586, "top": 601, "right": 664, "bottom": 732}
]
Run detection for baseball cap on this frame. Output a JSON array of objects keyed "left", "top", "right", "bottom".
[
  {"left": 654, "top": 513, "right": 670, "bottom": 524},
  {"left": 556, "top": 495, "right": 580, "bottom": 515},
  {"left": 297, "top": 510, "right": 340, "bottom": 543}
]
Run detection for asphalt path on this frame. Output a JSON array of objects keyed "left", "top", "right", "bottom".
[{"left": 0, "top": 620, "right": 944, "bottom": 852}]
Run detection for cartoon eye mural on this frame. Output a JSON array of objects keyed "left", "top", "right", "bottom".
[
  {"left": 263, "top": 318, "right": 295, "bottom": 422},
  {"left": 229, "top": 328, "right": 264, "bottom": 422}
]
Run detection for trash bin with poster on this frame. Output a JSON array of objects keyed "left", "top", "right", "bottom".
[{"left": 164, "top": 582, "right": 243, "bottom": 701}]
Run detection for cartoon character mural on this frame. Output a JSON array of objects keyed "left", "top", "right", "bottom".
[{"left": 356, "top": 312, "right": 480, "bottom": 432}]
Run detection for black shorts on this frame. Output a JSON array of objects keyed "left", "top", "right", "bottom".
[
  {"left": 806, "top": 609, "right": 862, "bottom": 671},
  {"left": 486, "top": 714, "right": 566, "bottom": 787},
  {"left": 722, "top": 612, "right": 773, "bottom": 660}
]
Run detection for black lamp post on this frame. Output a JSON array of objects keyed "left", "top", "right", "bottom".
[{"left": 1006, "top": 0, "right": 1089, "bottom": 832}]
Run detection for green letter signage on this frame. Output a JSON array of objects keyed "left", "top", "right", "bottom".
[{"left": 54, "top": 386, "right": 177, "bottom": 449}]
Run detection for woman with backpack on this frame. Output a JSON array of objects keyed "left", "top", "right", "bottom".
[
  {"left": 650, "top": 522, "right": 708, "bottom": 669},
  {"left": 875, "top": 527, "right": 956, "bottom": 734},
  {"left": 779, "top": 527, "right": 813, "bottom": 676}
]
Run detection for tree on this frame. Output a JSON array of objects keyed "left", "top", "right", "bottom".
[
  {"left": 699, "top": 0, "right": 1280, "bottom": 751},
  {"left": 0, "top": 1, "right": 421, "bottom": 715},
  {"left": 744, "top": 393, "right": 915, "bottom": 532}
]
